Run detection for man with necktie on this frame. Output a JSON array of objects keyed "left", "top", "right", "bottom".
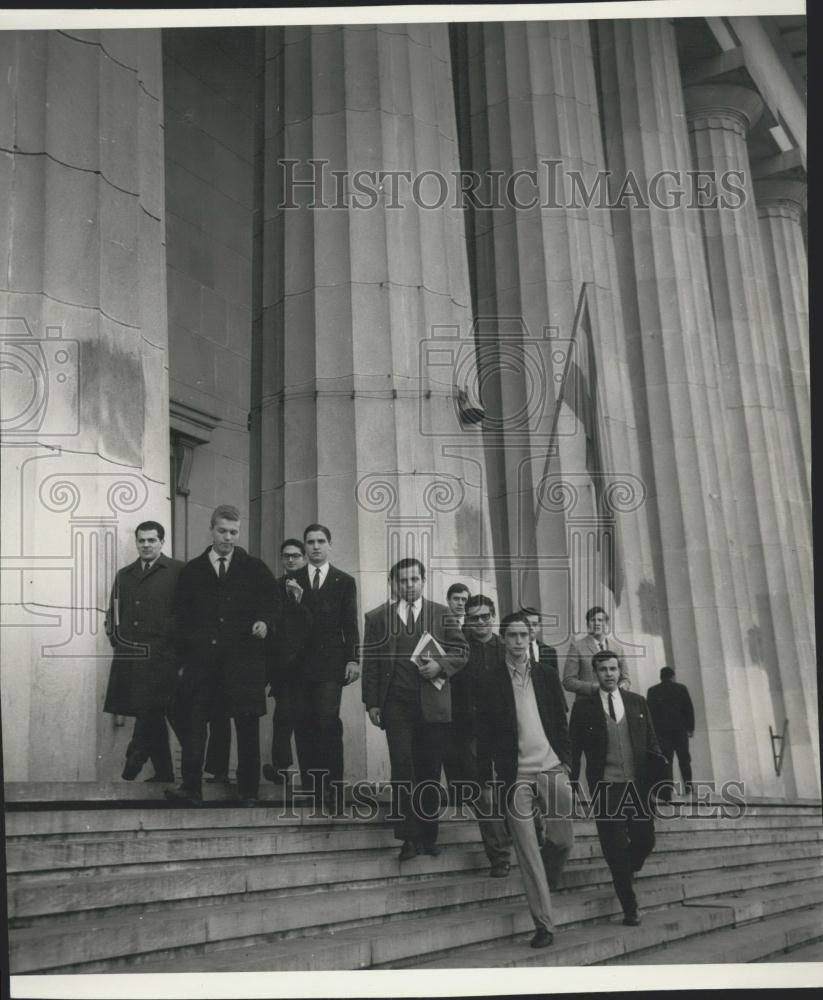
[
  {"left": 569, "top": 650, "right": 666, "bottom": 926},
  {"left": 563, "top": 605, "right": 630, "bottom": 699},
  {"left": 104, "top": 521, "right": 184, "bottom": 783},
  {"left": 166, "top": 504, "right": 275, "bottom": 806},
  {"left": 290, "top": 524, "right": 360, "bottom": 812},
  {"left": 362, "top": 558, "right": 468, "bottom": 860}
]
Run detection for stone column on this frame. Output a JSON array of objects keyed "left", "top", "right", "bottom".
[
  {"left": 754, "top": 179, "right": 810, "bottom": 498},
  {"left": 685, "top": 85, "right": 818, "bottom": 796},
  {"left": 257, "top": 25, "right": 495, "bottom": 782},
  {"left": 596, "top": 20, "right": 763, "bottom": 790},
  {"left": 454, "top": 20, "right": 663, "bottom": 680},
  {"left": 0, "top": 30, "right": 170, "bottom": 781}
]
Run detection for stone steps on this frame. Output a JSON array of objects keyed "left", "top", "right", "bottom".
[
  {"left": 7, "top": 797, "right": 822, "bottom": 972},
  {"left": 406, "top": 876, "right": 823, "bottom": 968}
]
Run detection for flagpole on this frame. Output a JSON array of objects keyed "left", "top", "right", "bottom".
[{"left": 534, "top": 283, "right": 590, "bottom": 523}]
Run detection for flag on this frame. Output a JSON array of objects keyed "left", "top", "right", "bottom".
[{"left": 545, "top": 284, "right": 625, "bottom": 604}]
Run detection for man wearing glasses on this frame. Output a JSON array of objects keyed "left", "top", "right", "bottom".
[
  {"left": 263, "top": 539, "right": 313, "bottom": 785},
  {"left": 444, "top": 594, "right": 512, "bottom": 877}
]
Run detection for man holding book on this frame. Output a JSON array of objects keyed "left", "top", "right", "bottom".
[{"left": 362, "top": 558, "right": 468, "bottom": 861}]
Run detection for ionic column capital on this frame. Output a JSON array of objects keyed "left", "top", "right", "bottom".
[{"left": 684, "top": 84, "right": 764, "bottom": 135}]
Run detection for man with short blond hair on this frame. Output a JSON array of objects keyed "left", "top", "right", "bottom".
[{"left": 166, "top": 504, "right": 275, "bottom": 806}]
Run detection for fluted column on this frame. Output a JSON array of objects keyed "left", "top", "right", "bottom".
[
  {"left": 596, "top": 20, "right": 762, "bottom": 790},
  {"left": 754, "top": 179, "right": 810, "bottom": 497},
  {"left": 685, "top": 85, "right": 818, "bottom": 796},
  {"left": 0, "top": 30, "right": 170, "bottom": 780},
  {"left": 257, "top": 25, "right": 495, "bottom": 782},
  {"left": 454, "top": 20, "right": 663, "bottom": 679}
]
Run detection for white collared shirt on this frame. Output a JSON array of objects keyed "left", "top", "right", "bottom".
[
  {"left": 506, "top": 654, "right": 532, "bottom": 688},
  {"left": 530, "top": 640, "right": 540, "bottom": 663},
  {"left": 140, "top": 556, "right": 159, "bottom": 572},
  {"left": 396, "top": 597, "right": 422, "bottom": 625},
  {"left": 599, "top": 685, "right": 625, "bottom": 723},
  {"left": 209, "top": 547, "right": 234, "bottom": 576},
  {"left": 308, "top": 561, "right": 330, "bottom": 590}
]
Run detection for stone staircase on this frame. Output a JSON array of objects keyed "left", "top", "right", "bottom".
[{"left": 5, "top": 786, "right": 823, "bottom": 973}]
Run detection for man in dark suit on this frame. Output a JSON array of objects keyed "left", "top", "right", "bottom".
[
  {"left": 263, "top": 538, "right": 313, "bottom": 784},
  {"left": 291, "top": 524, "right": 360, "bottom": 810},
  {"left": 362, "top": 558, "right": 468, "bottom": 860},
  {"left": 104, "top": 521, "right": 184, "bottom": 783},
  {"left": 570, "top": 650, "right": 667, "bottom": 926},
  {"left": 165, "top": 504, "right": 276, "bottom": 806},
  {"left": 646, "top": 666, "right": 695, "bottom": 798},
  {"left": 520, "top": 606, "right": 561, "bottom": 675},
  {"left": 476, "top": 611, "right": 575, "bottom": 949},
  {"left": 563, "top": 605, "right": 630, "bottom": 698},
  {"left": 443, "top": 594, "right": 512, "bottom": 876}
]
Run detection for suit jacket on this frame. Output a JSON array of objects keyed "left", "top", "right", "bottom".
[
  {"left": 646, "top": 679, "right": 695, "bottom": 738},
  {"left": 104, "top": 553, "right": 184, "bottom": 717},
  {"left": 266, "top": 573, "right": 313, "bottom": 687},
  {"left": 361, "top": 598, "right": 468, "bottom": 723},
  {"left": 174, "top": 546, "right": 276, "bottom": 717},
  {"left": 294, "top": 563, "right": 359, "bottom": 683},
  {"left": 475, "top": 651, "right": 572, "bottom": 790},
  {"left": 569, "top": 689, "right": 666, "bottom": 797},
  {"left": 563, "top": 633, "right": 630, "bottom": 698}
]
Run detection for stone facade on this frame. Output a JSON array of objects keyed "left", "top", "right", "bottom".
[{"left": 0, "top": 17, "right": 814, "bottom": 797}]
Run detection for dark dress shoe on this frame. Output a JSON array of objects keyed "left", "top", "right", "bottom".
[
  {"left": 205, "top": 772, "right": 229, "bottom": 784},
  {"left": 622, "top": 911, "right": 641, "bottom": 926},
  {"left": 262, "top": 764, "right": 290, "bottom": 783},
  {"left": 398, "top": 840, "right": 419, "bottom": 862},
  {"left": 419, "top": 843, "right": 441, "bottom": 857},
  {"left": 490, "top": 861, "right": 511, "bottom": 878},
  {"left": 121, "top": 752, "right": 144, "bottom": 781},
  {"left": 530, "top": 927, "right": 554, "bottom": 948},
  {"left": 164, "top": 786, "right": 203, "bottom": 806},
  {"left": 145, "top": 774, "right": 174, "bottom": 783}
]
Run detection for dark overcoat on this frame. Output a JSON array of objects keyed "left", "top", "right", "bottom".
[
  {"left": 103, "top": 553, "right": 184, "bottom": 717},
  {"left": 174, "top": 546, "right": 276, "bottom": 717},
  {"left": 266, "top": 573, "right": 314, "bottom": 687}
]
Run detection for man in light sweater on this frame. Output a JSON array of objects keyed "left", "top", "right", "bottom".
[
  {"left": 476, "top": 611, "right": 575, "bottom": 949},
  {"left": 569, "top": 650, "right": 666, "bottom": 926}
]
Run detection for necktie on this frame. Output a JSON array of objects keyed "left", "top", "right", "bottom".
[
  {"left": 142, "top": 561, "right": 150, "bottom": 573},
  {"left": 608, "top": 692, "right": 616, "bottom": 720},
  {"left": 218, "top": 557, "right": 226, "bottom": 580},
  {"left": 406, "top": 604, "right": 415, "bottom": 634},
  {"left": 313, "top": 568, "right": 321, "bottom": 591}
]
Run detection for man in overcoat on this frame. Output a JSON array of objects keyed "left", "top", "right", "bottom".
[
  {"left": 166, "top": 504, "right": 276, "bottom": 805},
  {"left": 263, "top": 538, "right": 313, "bottom": 783},
  {"left": 104, "top": 521, "right": 183, "bottom": 783}
]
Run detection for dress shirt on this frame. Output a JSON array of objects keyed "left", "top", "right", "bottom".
[
  {"left": 309, "top": 561, "right": 330, "bottom": 589},
  {"left": 208, "top": 547, "right": 234, "bottom": 576},
  {"left": 396, "top": 597, "right": 422, "bottom": 626},
  {"left": 599, "top": 686, "right": 625, "bottom": 723}
]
